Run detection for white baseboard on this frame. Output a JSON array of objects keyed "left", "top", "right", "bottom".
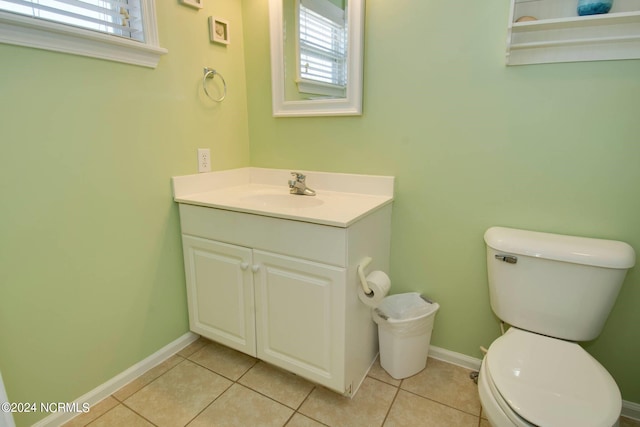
[
  {"left": 32, "top": 332, "right": 199, "bottom": 427},
  {"left": 429, "top": 345, "right": 482, "bottom": 371},
  {"left": 428, "top": 345, "right": 640, "bottom": 421},
  {"left": 1, "top": 372, "right": 16, "bottom": 427},
  {"left": 622, "top": 399, "right": 640, "bottom": 421}
]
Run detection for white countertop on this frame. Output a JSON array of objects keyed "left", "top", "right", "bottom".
[{"left": 172, "top": 168, "right": 394, "bottom": 227}]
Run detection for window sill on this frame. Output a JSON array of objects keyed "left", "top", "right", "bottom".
[
  {"left": 296, "top": 79, "right": 346, "bottom": 98},
  {"left": 0, "top": 11, "right": 168, "bottom": 68}
]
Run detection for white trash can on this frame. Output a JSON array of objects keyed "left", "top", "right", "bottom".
[{"left": 372, "top": 292, "right": 440, "bottom": 379}]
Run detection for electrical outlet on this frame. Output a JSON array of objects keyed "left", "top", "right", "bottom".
[{"left": 197, "top": 148, "right": 211, "bottom": 173}]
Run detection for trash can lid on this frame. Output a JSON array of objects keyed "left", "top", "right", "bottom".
[{"left": 375, "top": 292, "right": 439, "bottom": 323}]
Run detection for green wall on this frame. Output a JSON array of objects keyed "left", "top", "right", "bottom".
[
  {"left": 242, "top": 0, "right": 640, "bottom": 405},
  {"left": 0, "top": 1, "right": 249, "bottom": 425}
]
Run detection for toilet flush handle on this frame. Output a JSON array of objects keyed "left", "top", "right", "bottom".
[{"left": 495, "top": 254, "right": 518, "bottom": 264}]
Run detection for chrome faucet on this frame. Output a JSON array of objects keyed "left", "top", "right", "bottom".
[{"left": 288, "top": 172, "right": 316, "bottom": 196}]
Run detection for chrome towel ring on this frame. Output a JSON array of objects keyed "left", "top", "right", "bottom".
[{"left": 202, "top": 67, "right": 227, "bottom": 102}]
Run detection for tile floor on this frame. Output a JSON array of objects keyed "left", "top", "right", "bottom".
[{"left": 63, "top": 337, "right": 640, "bottom": 427}]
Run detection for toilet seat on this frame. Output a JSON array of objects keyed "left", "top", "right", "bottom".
[
  {"left": 485, "top": 328, "right": 621, "bottom": 427},
  {"left": 479, "top": 358, "right": 534, "bottom": 427}
]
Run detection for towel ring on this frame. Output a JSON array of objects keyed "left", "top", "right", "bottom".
[{"left": 203, "top": 67, "right": 227, "bottom": 102}]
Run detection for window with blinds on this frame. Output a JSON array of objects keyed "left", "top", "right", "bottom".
[
  {"left": 0, "top": 0, "right": 144, "bottom": 41},
  {"left": 297, "top": 0, "right": 347, "bottom": 97},
  {"left": 0, "top": 0, "right": 165, "bottom": 67}
]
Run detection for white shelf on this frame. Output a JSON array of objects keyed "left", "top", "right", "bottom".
[
  {"left": 506, "top": 0, "right": 640, "bottom": 65},
  {"left": 512, "top": 10, "right": 640, "bottom": 31}
]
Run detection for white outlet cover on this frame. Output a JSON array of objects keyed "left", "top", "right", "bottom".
[{"left": 197, "top": 148, "right": 211, "bottom": 173}]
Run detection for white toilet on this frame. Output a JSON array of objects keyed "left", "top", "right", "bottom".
[{"left": 478, "top": 226, "right": 636, "bottom": 427}]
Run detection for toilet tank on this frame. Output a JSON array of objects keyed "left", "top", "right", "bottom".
[{"left": 484, "top": 227, "right": 635, "bottom": 341}]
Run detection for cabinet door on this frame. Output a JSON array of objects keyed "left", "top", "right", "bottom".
[
  {"left": 253, "top": 250, "right": 346, "bottom": 392},
  {"left": 182, "top": 235, "right": 256, "bottom": 356}
]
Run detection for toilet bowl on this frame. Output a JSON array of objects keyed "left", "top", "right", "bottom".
[{"left": 478, "top": 328, "right": 621, "bottom": 427}]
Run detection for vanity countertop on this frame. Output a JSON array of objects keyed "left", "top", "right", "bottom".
[{"left": 172, "top": 167, "right": 394, "bottom": 227}]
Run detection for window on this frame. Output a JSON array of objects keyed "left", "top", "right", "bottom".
[
  {"left": 297, "top": 0, "right": 347, "bottom": 97},
  {"left": 0, "top": 0, "right": 166, "bottom": 67}
]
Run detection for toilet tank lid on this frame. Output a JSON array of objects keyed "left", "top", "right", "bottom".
[{"left": 484, "top": 227, "right": 636, "bottom": 269}]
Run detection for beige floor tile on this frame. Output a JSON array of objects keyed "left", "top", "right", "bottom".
[
  {"left": 401, "top": 358, "right": 481, "bottom": 416},
  {"left": 286, "top": 413, "right": 328, "bottom": 427},
  {"left": 61, "top": 396, "right": 119, "bottom": 427},
  {"left": 87, "top": 404, "right": 153, "bottom": 427},
  {"left": 367, "top": 358, "right": 401, "bottom": 387},
  {"left": 176, "top": 336, "right": 209, "bottom": 358},
  {"left": 384, "top": 390, "right": 479, "bottom": 427},
  {"left": 299, "top": 377, "right": 397, "bottom": 427},
  {"left": 479, "top": 418, "right": 491, "bottom": 427},
  {"left": 113, "top": 354, "right": 184, "bottom": 401},
  {"left": 188, "top": 383, "right": 294, "bottom": 427},
  {"left": 124, "top": 359, "right": 232, "bottom": 427},
  {"left": 621, "top": 416, "right": 640, "bottom": 427},
  {"left": 239, "top": 361, "right": 315, "bottom": 409},
  {"left": 189, "top": 340, "right": 257, "bottom": 380}
]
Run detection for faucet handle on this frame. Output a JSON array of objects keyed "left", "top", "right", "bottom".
[{"left": 291, "top": 171, "right": 306, "bottom": 181}]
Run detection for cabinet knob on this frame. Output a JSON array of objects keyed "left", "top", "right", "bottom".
[
  {"left": 251, "top": 264, "right": 260, "bottom": 273},
  {"left": 240, "top": 262, "right": 249, "bottom": 270}
]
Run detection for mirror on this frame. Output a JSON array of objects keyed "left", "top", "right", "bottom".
[{"left": 268, "top": 0, "right": 364, "bottom": 117}]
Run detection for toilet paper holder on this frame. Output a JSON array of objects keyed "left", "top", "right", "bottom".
[{"left": 357, "top": 257, "right": 374, "bottom": 296}]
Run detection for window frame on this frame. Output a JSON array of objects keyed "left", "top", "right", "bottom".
[{"left": 0, "top": 0, "right": 166, "bottom": 68}]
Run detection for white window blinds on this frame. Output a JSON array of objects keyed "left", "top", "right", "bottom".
[
  {"left": 0, "top": 0, "right": 144, "bottom": 41},
  {"left": 297, "top": 0, "right": 347, "bottom": 95}
]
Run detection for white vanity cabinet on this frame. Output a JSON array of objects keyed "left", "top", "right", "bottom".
[
  {"left": 182, "top": 235, "right": 257, "bottom": 356},
  {"left": 178, "top": 202, "right": 391, "bottom": 395}
]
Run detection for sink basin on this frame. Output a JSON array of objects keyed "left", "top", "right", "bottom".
[{"left": 240, "top": 193, "right": 324, "bottom": 209}]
